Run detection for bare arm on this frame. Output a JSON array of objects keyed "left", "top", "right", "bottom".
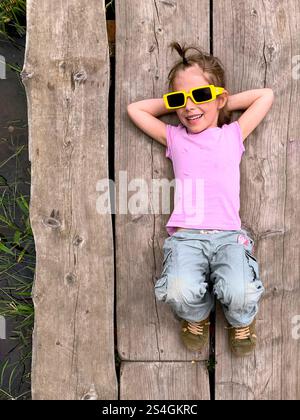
[
  {"left": 127, "top": 98, "right": 174, "bottom": 146},
  {"left": 227, "top": 88, "right": 275, "bottom": 141}
]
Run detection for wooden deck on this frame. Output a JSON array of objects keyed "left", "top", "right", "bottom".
[{"left": 23, "top": 0, "right": 300, "bottom": 399}]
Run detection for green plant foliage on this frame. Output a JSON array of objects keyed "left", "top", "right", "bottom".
[
  {"left": 0, "top": 163, "right": 34, "bottom": 399},
  {"left": 0, "top": 0, "right": 26, "bottom": 42}
]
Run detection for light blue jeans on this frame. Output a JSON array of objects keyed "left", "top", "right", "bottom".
[{"left": 154, "top": 228, "right": 264, "bottom": 327}]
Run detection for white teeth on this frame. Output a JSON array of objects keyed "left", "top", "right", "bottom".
[{"left": 187, "top": 114, "right": 203, "bottom": 120}]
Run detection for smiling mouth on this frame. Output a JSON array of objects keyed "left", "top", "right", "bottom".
[{"left": 186, "top": 114, "right": 204, "bottom": 121}]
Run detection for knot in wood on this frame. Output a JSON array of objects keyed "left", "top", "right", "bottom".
[
  {"left": 81, "top": 384, "right": 98, "bottom": 400},
  {"left": 65, "top": 272, "right": 76, "bottom": 285},
  {"left": 160, "top": 0, "right": 176, "bottom": 7},
  {"left": 20, "top": 70, "right": 34, "bottom": 82},
  {"left": 63, "top": 139, "right": 72, "bottom": 148},
  {"left": 73, "top": 70, "right": 87, "bottom": 85},
  {"left": 43, "top": 217, "right": 61, "bottom": 229},
  {"left": 267, "top": 44, "right": 276, "bottom": 59},
  {"left": 73, "top": 234, "right": 84, "bottom": 247}
]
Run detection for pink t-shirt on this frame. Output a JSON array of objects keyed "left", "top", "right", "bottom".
[{"left": 165, "top": 120, "right": 245, "bottom": 236}]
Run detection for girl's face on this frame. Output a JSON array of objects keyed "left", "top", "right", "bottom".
[{"left": 172, "top": 64, "right": 228, "bottom": 134}]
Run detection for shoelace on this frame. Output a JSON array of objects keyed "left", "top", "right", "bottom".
[
  {"left": 184, "top": 320, "right": 210, "bottom": 336},
  {"left": 234, "top": 326, "right": 257, "bottom": 340}
]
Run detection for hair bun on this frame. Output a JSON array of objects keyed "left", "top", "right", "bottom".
[
  {"left": 170, "top": 41, "right": 189, "bottom": 64},
  {"left": 182, "top": 53, "right": 188, "bottom": 65}
]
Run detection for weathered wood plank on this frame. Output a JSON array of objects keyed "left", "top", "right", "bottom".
[
  {"left": 116, "top": 0, "right": 210, "bottom": 365},
  {"left": 280, "top": 135, "right": 300, "bottom": 399},
  {"left": 120, "top": 362, "right": 210, "bottom": 400},
  {"left": 214, "top": 0, "right": 300, "bottom": 399},
  {"left": 22, "top": 0, "right": 117, "bottom": 399}
]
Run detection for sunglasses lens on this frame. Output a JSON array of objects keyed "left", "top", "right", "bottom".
[
  {"left": 167, "top": 92, "right": 185, "bottom": 108},
  {"left": 193, "top": 87, "right": 212, "bottom": 103}
]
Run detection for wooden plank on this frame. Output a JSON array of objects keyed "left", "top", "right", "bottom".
[
  {"left": 280, "top": 133, "right": 300, "bottom": 399},
  {"left": 21, "top": 0, "right": 117, "bottom": 400},
  {"left": 214, "top": 0, "right": 300, "bottom": 399},
  {"left": 120, "top": 362, "right": 210, "bottom": 400},
  {"left": 116, "top": 0, "right": 211, "bottom": 366}
]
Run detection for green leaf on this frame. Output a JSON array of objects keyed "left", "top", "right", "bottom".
[
  {"left": 16, "top": 194, "right": 29, "bottom": 215},
  {"left": 13, "top": 230, "right": 21, "bottom": 246},
  {"left": 0, "top": 214, "right": 16, "bottom": 229},
  {"left": 0, "top": 175, "right": 8, "bottom": 186},
  {"left": 0, "top": 359, "right": 9, "bottom": 387},
  {"left": 17, "top": 247, "right": 26, "bottom": 263},
  {"left": 0, "top": 242, "right": 15, "bottom": 256}
]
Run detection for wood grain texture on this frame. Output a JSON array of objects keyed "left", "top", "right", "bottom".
[
  {"left": 22, "top": 0, "right": 300, "bottom": 401},
  {"left": 120, "top": 362, "right": 210, "bottom": 400},
  {"left": 22, "top": 0, "right": 117, "bottom": 400},
  {"left": 115, "top": 0, "right": 211, "bottom": 366},
  {"left": 214, "top": 0, "right": 300, "bottom": 400}
]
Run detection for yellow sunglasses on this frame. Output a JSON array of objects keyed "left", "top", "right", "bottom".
[{"left": 163, "top": 84, "right": 225, "bottom": 110}]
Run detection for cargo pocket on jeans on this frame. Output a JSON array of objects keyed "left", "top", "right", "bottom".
[
  {"left": 244, "top": 249, "right": 264, "bottom": 307},
  {"left": 154, "top": 239, "right": 173, "bottom": 302},
  {"left": 245, "top": 249, "right": 259, "bottom": 280}
]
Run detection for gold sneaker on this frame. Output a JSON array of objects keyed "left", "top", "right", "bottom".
[
  {"left": 181, "top": 316, "right": 210, "bottom": 352},
  {"left": 228, "top": 319, "right": 257, "bottom": 357}
]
